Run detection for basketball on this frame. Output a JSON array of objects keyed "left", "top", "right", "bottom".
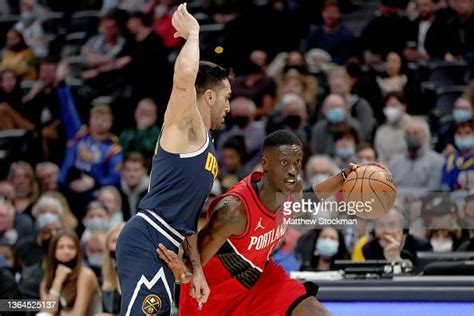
[{"left": 342, "top": 164, "right": 397, "bottom": 220}]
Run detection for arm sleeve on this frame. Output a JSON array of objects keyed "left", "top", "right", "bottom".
[
  {"left": 97, "top": 147, "right": 124, "bottom": 187},
  {"left": 57, "top": 86, "right": 82, "bottom": 142}
]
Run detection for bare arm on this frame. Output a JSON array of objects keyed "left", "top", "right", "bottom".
[
  {"left": 160, "top": 3, "right": 204, "bottom": 153},
  {"left": 62, "top": 268, "right": 98, "bottom": 316},
  {"left": 183, "top": 234, "right": 201, "bottom": 272},
  {"left": 198, "top": 196, "right": 247, "bottom": 266}
]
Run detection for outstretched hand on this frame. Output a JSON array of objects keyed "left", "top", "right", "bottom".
[
  {"left": 172, "top": 3, "right": 200, "bottom": 39},
  {"left": 156, "top": 244, "right": 192, "bottom": 284}
]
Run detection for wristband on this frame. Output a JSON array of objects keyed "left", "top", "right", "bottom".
[{"left": 341, "top": 169, "right": 348, "bottom": 181}]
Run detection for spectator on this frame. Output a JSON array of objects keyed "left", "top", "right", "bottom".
[
  {"left": 0, "top": 181, "right": 34, "bottom": 240},
  {"left": 58, "top": 84, "right": 123, "bottom": 199},
  {"left": 272, "top": 228, "right": 302, "bottom": 273},
  {"left": 390, "top": 118, "right": 444, "bottom": 196},
  {"left": 101, "top": 223, "right": 123, "bottom": 315},
  {"left": 1, "top": 28, "right": 36, "bottom": 80},
  {"left": 43, "top": 191, "right": 78, "bottom": 232},
  {"left": 362, "top": 208, "right": 432, "bottom": 264},
  {"left": 22, "top": 57, "right": 65, "bottom": 163},
  {"left": 277, "top": 68, "right": 318, "bottom": 111},
  {"left": 232, "top": 60, "right": 276, "bottom": 118},
  {"left": 82, "top": 230, "right": 106, "bottom": 282},
  {"left": 0, "top": 199, "right": 22, "bottom": 246},
  {"left": 119, "top": 98, "right": 159, "bottom": 159},
  {"left": 7, "top": 161, "right": 39, "bottom": 216},
  {"left": 404, "top": 0, "right": 448, "bottom": 61},
  {"left": 35, "top": 162, "right": 59, "bottom": 193},
  {"left": 360, "top": 0, "right": 411, "bottom": 58},
  {"left": 0, "top": 243, "right": 20, "bottom": 280},
  {"left": 303, "top": 0, "right": 355, "bottom": 65},
  {"left": 296, "top": 227, "right": 350, "bottom": 271},
  {"left": 40, "top": 230, "right": 102, "bottom": 314},
  {"left": 0, "top": 69, "right": 23, "bottom": 111},
  {"left": 152, "top": 0, "right": 181, "bottom": 52},
  {"left": 375, "top": 92, "right": 412, "bottom": 165},
  {"left": 80, "top": 12, "right": 130, "bottom": 93},
  {"left": 376, "top": 52, "right": 408, "bottom": 95},
  {"left": 356, "top": 143, "right": 378, "bottom": 164},
  {"left": 458, "top": 194, "right": 474, "bottom": 250},
  {"left": 126, "top": 12, "right": 171, "bottom": 114},
  {"left": 427, "top": 227, "right": 463, "bottom": 252},
  {"left": 444, "top": 0, "right": 474, "bottom": 61},
  {"left": 82, "top": 201, "right": 111, "bottom": 237},
  {"left": 310, "top": 94, "right": 362, "bottom": 155},
  {"left": 14, "top": 0, "right": 49, "bottom": 58},
  {"left": 15, "top": 208, "right": 63, "bottom": 268},
  {"left": 219, "top": 136, "right": 249, "bottom": 193},
  {"left": 436, "top": 97, "right": 472, "bottom": 153},
  {"left": 304, "top": 155, "right": 339, "bottom": 187},
  {"left": 442, "top": 120, "right": 474, "bottom": 191},
  {"left": 328, "top": 67, "right": 376, "bottom": 141},
  {"left": 31, "top": 195, "right": 64, "bottom": 225},
  {"left": 333, "top": 126, "right": 359, "bottom": 168},
  {"left": 218, "top": 97, "right": 265, "bottom": 170},
  {"left": 120, "top": 152, "right": 149, "bottom": 218},
  {"left": 97, "top": 186, "right": 125, "bottom": 226}
]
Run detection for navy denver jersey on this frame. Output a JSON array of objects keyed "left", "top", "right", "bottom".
[{"left": 138, "top": 133, "right": 218, "bottom": 236}]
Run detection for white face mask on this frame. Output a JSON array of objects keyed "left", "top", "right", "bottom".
[
  {"left": 384, "top": 107, "right": 402, "bottom": 123},
  {"left": 430, "top": 239, "right": 453, "bottom": 252}
]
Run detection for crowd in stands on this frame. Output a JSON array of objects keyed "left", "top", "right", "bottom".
[{"left": 0, "top": 0, "right": 473, "bottom": 314}]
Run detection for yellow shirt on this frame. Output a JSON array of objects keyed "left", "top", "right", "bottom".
[{"left": 351, "top": 235, "right": 368, "bottom": 261}]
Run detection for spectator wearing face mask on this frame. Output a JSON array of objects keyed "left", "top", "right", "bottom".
[
  {"left": 304, "top": 155, "right": 339, "bottom": 188},
  {"left": 328, "top": 67, "right": 376, "bottom": 142},
  {"left": 427, "top": 228, "right": 463, "bottom": 252},
  {"left": 436, "top": 98, "right": 473, "bottom": 154},
  {"left": 333, "top": 126, "right": 359, "bottom": 168},
  {"left": 356, "top": 143, "right": 378, "bottom": 164},
  {"left": 81, "top": 201, "right": 111, "bottom": 244},
  {"left": 310, "top": 94, "right": 362, "bottom": 155},
  {"left": 119, "top": 98, "right": 159, "bottom": 159},
  {"left": 390, "top": 118, "right": 444, "bottom": 196},
  {"left": 101, "top": 223, "right": 123, "bottom": 315},
  {"left": 16, "top": 211, "right": 63, "bottom": 299},
  {"left": 97, "top": 186, "right": 125, "bottom": 226},
  {"left": 0, "top": 198, "right": 33, "bottom": 246},
  {"left": 296, "top": 227, "right": 350, "bottom": 271},
  {"left": 40, "top": 230, "right": 102, "bottom": 314},
  {"left": 442, "top": 120, "right": 474, "bottom": 191},
  {"left": 83, "top": 230, "right": 107, "bottom": 283},
  {"left": 375, "top": 91, "right": 412, "bottom": 165},
  {"left": 218, "top": 97, "right": 265, "bottom": 170}
]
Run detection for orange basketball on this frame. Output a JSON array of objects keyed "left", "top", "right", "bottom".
[{"left": 342, "top": 164, "right": 397, "bottom": 220}]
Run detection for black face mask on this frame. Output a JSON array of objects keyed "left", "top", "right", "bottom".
[
  {"left": 40, "top": 238, "right": 51, "bottom": 253},
  {"left": 58, "top": 257, "right": 78, "bottom": 270},
  {"left": 283, "top": 64, "right": 308, "bottom": 75},
  {"left": 233, "top": 116, "right": 249, "bottom": 128},
  {"left": 285, "top": 115, "right": 302, "bottom": 130},
  {"left": 110, "top": 250, "right": 116, "bottom": 260}
]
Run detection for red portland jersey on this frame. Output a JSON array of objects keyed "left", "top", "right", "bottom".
[{"left": 205, "top": 171, "right": 292, "bottom": 289}]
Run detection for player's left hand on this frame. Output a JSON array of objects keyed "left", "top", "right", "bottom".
[
  {"left": 156, "top": 244, "right": 192, "bottom": 284},
  {"left": 189, "top": 268, "right": 210, "bottom": 305}
]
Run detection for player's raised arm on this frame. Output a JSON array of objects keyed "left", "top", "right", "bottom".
[{"left": 162, "top": 3, "right": 200, "bottom": 129}]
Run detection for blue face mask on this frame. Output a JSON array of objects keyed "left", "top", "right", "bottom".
[
  {"left": 455, "top": 135, "right": 474, "bottom": 151},
  {"left": 314, "top": 238, "right": 339, "bottom": 258},
  {"left": 327, "top": 108, "right": 346, "bottom": 123},
  {"left": 453, "top": 110, "right": 472, "bottom": 122},
  {"left": 36, "top": 213, "right": 60, "bottom": 230},
  {"left": 85, "top": 218, "right": 109, "bottom": 231},
  {"left": 335, "top": 146, "right": 355, "bottom": 159}
]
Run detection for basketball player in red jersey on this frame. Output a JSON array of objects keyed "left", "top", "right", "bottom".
[{"left": 158, "top": 130, "right": 360, "bottom": 315}]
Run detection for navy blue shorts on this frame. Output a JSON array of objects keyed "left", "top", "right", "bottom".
[{"left": 116, "top": 210, "right": 185, "bottom": 316}]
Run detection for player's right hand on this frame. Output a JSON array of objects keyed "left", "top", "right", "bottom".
[
  {"left": 156, "top": 243, "right": 192, "bottom": 284},
  {"left": 171, "top": 3, "right": 200, "bottom": 40}
]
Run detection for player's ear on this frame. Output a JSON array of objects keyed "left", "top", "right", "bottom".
[
  {"left": 261, "top": 155, "right": 268, "bottom": 173},
  {"left": 204, "top": 89, "right": 216, "bottom": 106}
]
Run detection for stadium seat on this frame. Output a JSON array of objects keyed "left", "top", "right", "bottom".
[
  {"left": 0, "top": 129, "right": 30, "bottom": 178},
  {"left": 61, "top": 32, "right": 88, "bottom": 57},
  {"left": 431, "top": 85, "right": 466, "bottom": 118},
  {"left": 42, "top": 12, "right": 65, "bottom": 35},
  {"left": 422, "top": 61, "right": 469, "bottom": 90},
  {"left": 68, "top": 10, "right": 100, "bottom": 35}
]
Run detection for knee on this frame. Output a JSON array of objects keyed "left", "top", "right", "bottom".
[{"left": 291, "top": 297, "right": 331, "bottom": 316}]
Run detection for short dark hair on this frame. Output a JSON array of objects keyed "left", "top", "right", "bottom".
[
  {"left": 124, "top": 152, "right": 145, "bottom": 166},
  {"left": 384, "top": 91, "right": 405, "bottom": 104},
  {"left": 356, "top": 143, "right": 378, "bottom": 159},
  {"left": 129, "top": 12, "right": 153, "bottom": 27},
  {"left": 263, "top": 130, "right": 302, "bottom": 150},
  {"left": 333, "top": 125, "right": 360, "bottom": 144},
  {"left": 195, "top": 61, "right": 234, "bottom": 96}
]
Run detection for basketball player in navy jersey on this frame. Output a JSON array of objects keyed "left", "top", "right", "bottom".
[{"left": 115, "top": 4, "right": 233, "bottom": 315}]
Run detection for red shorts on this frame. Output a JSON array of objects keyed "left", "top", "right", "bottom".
[{"left": 179, "top": 260, "right": 308, "bottom": 316}]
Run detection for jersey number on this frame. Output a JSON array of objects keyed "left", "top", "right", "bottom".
[{"left": 205, "top": 152, "right": 218, "bottom": 180}]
